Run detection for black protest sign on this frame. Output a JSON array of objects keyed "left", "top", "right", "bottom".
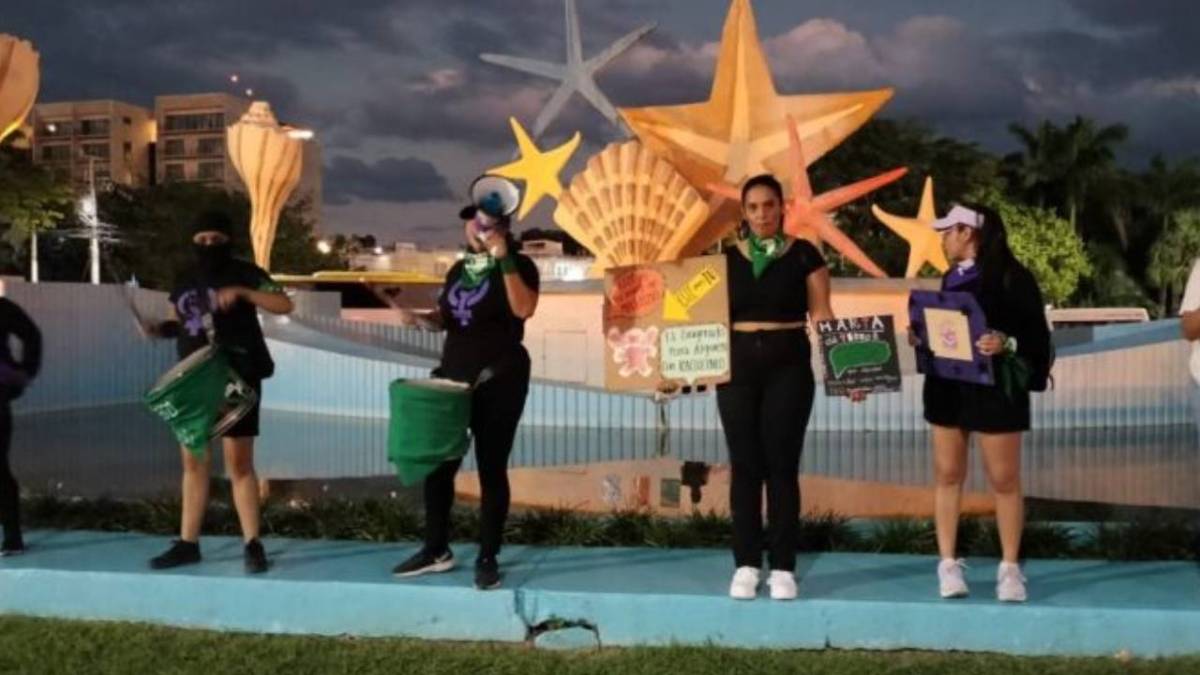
[{"left": 815, "top": 315, "right": 902, "bottom": 396}]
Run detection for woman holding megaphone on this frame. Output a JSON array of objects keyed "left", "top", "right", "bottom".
[{"left": 383, "top": 176, "right": 540, "bottom": 591}]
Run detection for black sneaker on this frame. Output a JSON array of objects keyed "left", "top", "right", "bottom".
[
  {"left": 392, "top": 547, "right": 454, "bottom": 577},
  {"left": 149, "top": 540, "right": 201, "bottom": 570},
  {"left": 474, "top": 556, "right": 501, "bottom": 590},
  {"left": 244, "top": 538, "right": 270, "bottom": 574},
  {"left": 0, "top": 539, "right": 25, "bottom": 557}
]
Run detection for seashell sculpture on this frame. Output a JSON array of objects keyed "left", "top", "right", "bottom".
[
  {"left": 226, "top": 101, "right": 304, "bottom": 271},
  {"left": 0, "top": 34, "right": 40, "bottom": 143},
  {"left": 553, "top": 141, "right": 710, "bottom": 272}
]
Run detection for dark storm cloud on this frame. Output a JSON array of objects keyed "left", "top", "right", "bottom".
[
  {"left": 8, "top": 0, "right": 409, "bottom": 119},
  {"left": 324, "top": 156, "right": 454, "bottom": 206}
]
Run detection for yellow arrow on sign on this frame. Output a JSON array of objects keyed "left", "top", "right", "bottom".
[{"left": 663, "top": 266, "right": 721, "bottom": 321}]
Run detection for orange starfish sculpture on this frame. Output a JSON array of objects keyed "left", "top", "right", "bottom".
[{"left": 710, "top": 115, "right": 905, "bottom": 278}]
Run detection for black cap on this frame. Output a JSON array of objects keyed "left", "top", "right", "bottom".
[
  {"left": 458, "top": 205, "right": 511, "bottom": 228},
  {"left": 191, "top": 210, "right": 234, "bottom": 238}
]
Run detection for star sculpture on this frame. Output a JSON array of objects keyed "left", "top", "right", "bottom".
[
  {"left": 480, "top": 0, "right": 655, "bottom": 139},
  {"left": 486, "top": 117, "right": 582, "bottom": 220},
  {"left": 710, "top": 116, "right": 904, "bottom": 278},
  {"left": 618, "top": 0, "right": 892, "bottom": 203},
  {"left": 871, "top": 176, "right": 950, "bottom": 278}
]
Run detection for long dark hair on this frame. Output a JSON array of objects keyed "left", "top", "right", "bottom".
[
  {"left": 739, "top": 174, "right": 785, "bottom": 238},
  {"left": 961, "top": 202, "right": 1020, "bottom": 291}
]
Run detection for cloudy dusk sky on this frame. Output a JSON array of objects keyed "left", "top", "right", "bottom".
[{"left": 9, "top": 0, "right": 1199, "bottom": 243}]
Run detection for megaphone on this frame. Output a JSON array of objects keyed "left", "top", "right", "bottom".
[
  {"left": 469, "top": 174, "right": 521, "bottom": 220},
  {"left": 462, "top": 174, "right": 522, "bottom": 245}
]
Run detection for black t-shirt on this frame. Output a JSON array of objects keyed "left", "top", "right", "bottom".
[
  {"left": 436, "top": 253, "right": 540, "bottom": 383},
  {"left": 169, "top": 259, "right": 282, "bottom": 381},
  {"left": 725, "top": 238, "right": 827, "bottom": 323}
]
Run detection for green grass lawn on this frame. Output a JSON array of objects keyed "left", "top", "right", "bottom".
[{"left": 1, "top": 616, "right": 1197, "bottom": 675}]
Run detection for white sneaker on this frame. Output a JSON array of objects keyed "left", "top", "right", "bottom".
[
  {"left": 729, "top": 566, "right": 760, "bottom": 600},
  {"left": 996, "top": 562, "right": 1027, "bottom": 603},
  {"left": 938, "top": 558, "right": 969, "bottom": 598},
  {"left": 767, "top": 570, "right": 798, "bottom": 601}
]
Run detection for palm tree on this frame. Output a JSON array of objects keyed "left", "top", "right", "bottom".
[
  {"left": 1007, "top": 116, "right": 1129, "bottom": 233},
  {"left": 1147, "top": 209, "right": 1200, "bottom": 315},
  {"left": 1059, "top": 116, "right": 1128, "bottom": 231},
  {"left": 1006, "top": 120, "right": 1059, "bottom": 210},
  {"left": 1142, "top": 155, "right": 1200, "bottom": 232}
]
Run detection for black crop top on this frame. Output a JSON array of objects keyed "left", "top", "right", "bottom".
[{"left": 724, "top": 238, "right": 827, "bottom": 323}]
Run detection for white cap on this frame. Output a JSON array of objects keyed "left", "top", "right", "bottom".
[{"left": 932, "top": 205, "right": 985, "bottom": 232}]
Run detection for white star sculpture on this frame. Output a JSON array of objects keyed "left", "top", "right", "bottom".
[{"left": 480, "top": 0, "right": 655, "bottom": 138}]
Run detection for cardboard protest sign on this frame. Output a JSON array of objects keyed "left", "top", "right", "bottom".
[
  {"left": 602, "top": 255, "right": 730, "bottom": 392},
  {"left": 815, "top": 315, "right": 902, "bottom": 396}
]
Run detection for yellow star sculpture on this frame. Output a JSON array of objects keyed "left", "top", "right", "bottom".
[
  {"left": 487, "top": 117, "right": 582, "bottom": 220},
  {"left": 870, "top": 176, "right": 950, "bottom": 278},
  {"left": 618, "top": 0, "right": 892, "bottom": 204}
]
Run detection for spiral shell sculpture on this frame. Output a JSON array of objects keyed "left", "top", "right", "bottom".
[
  {"left": 226, "top": 101, "right": 304, "bottom": 271},
  {"left": 0, "top": 35, "right": 39, "bottom": 143}
]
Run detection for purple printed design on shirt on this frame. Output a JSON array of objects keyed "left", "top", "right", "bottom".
[
  {"left": 176, "top": 288, "right": 216, "bottom": 337},
  {"left": 447, "top": 279, "right": 490, "bottom": 327}
]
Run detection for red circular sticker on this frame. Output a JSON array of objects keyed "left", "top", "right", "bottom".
[{"left": 606, "top": 269, "right": 665, "bottom": 319}]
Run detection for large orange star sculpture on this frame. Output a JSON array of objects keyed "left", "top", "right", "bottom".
[
  {"left": 871, "top": 176, "right": 950, "bottom": 278},
  {"left": 618, "top": 0, "right": 892, "bottom": 254},
  {"left": 710, "top": 116, "right": 904, "bottom": 278}
]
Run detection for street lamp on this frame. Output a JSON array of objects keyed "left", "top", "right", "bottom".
[{"left": 316, "top": 239, "right": 332, "bottom": 255}]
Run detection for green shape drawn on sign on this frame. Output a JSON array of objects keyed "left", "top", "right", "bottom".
[{"left": 829, "top": 340, "right": 892, "bottom": 379}]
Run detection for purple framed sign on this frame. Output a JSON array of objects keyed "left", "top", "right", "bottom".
[{"left": 907, "top": 290, "right": 994, "bottom": 386}]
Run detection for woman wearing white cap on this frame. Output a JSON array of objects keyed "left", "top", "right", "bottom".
[{"left": 912, "top": 203, "right": 1051, "bottom": 603}]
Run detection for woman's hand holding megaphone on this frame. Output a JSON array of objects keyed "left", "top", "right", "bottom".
[{"left": 481, "top": 229, "right": 508, "bottom": 259}]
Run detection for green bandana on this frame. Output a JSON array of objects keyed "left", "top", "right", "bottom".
[
  {"left": 996, "top": 352, "right": 1032, "bottom": 400},
  {"left": 748, "top": 232, "right": 786, "bottom": 279},
  {"left": 459, "top": 252, "right": 496, "bottom": 289}
]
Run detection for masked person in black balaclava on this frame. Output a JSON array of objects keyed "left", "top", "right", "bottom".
[{"left": 140, "top": 209, "right": 293, "bottom": 574}]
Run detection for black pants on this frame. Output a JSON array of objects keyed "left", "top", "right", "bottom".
[
  {"left": 717, "top": 331, "right": 815, "bottom": 571},
  {"left": 0, "top": 403, "right": 19, "bottom": 547},
  {"left": 423, "top": 350, "right": 531, "bottom": 559}
]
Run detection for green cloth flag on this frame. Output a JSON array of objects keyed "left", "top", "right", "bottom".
[
  {"left": 388, "top": 378, "right": 473, "bottom": 486},
  {"left": 996, "top": 352, "right": 1032, "bottom": 400}
]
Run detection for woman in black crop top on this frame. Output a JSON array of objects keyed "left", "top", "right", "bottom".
[
  {"left": 719, "top": 174, "right": 865, "bottom": 601},
  {"left": 914, "top": 203, "right": 1050, "bottom": 604},
  {"left": 385, "top": 193, "right": 540, "bottom": 591}
]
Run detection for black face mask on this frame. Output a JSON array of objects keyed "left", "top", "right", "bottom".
[{"left": 194, "top": 242, "right": 232, "bottom": 275}]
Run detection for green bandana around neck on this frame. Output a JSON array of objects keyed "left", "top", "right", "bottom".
[
  {"left": 459, "top": 252, "right": 496, "bottom": 289},
  {"left": 748, "top": 232, "right": 786, "bottom": 279}
]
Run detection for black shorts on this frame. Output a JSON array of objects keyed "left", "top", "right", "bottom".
[
  {"left": 223, "top": 378, "right": 262, "bottom": 439},
  {"left": 923, "top": 375, "right": 1030, "bottom": 433}
]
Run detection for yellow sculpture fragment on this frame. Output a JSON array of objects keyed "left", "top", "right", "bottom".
[
  {"left": 487, "top": 117, "right": 581, "bottom": 221},
  {"left": 0, "top": 35, "right": 39, "bottom": 143}
]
